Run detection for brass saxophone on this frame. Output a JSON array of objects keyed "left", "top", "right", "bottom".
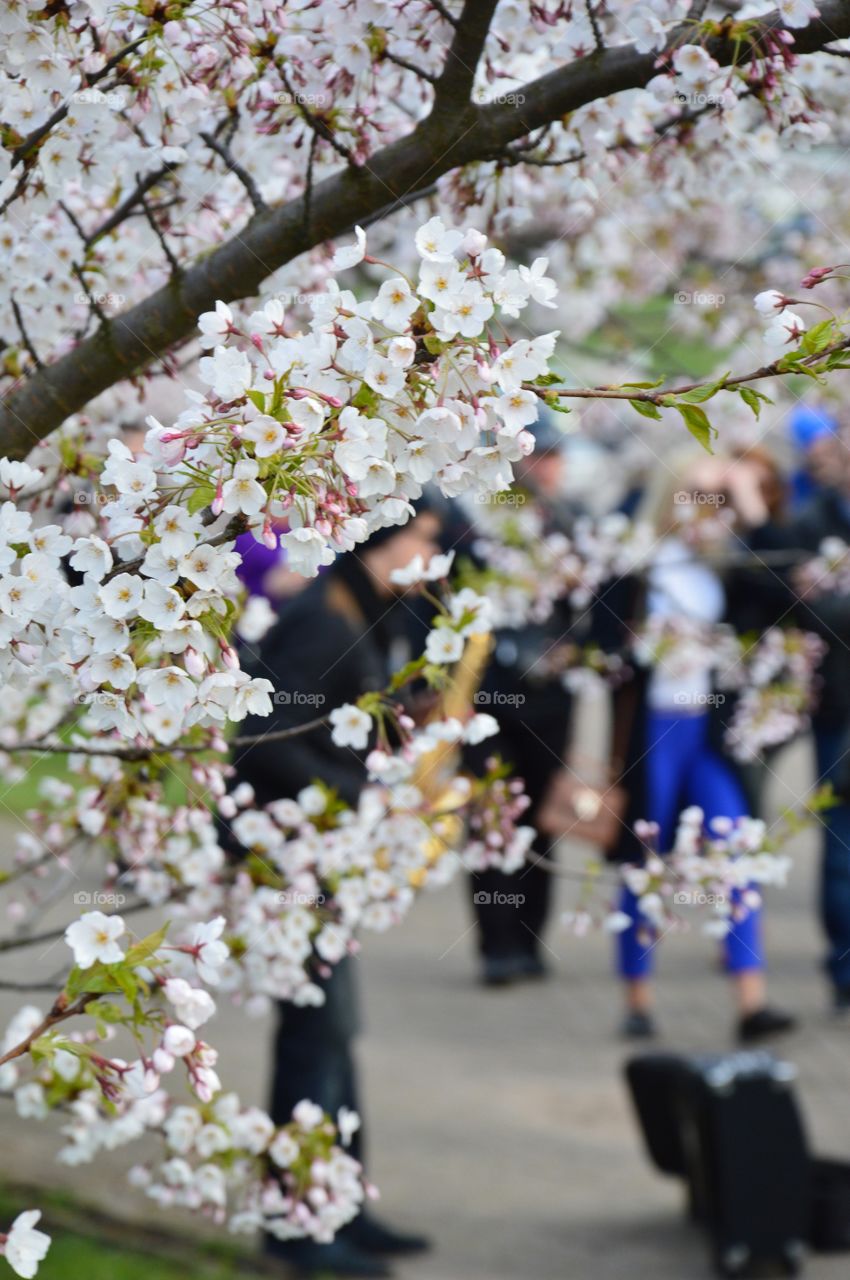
[{"left": 408, "top": 630, "right": 493, "bottom": 880}]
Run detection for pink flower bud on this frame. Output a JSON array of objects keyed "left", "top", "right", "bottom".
[
  {"left": 152, "top": 1047, "right": 176, "bottom": 1073},
  {"left": 184, "top": 647, "right": 205, "bottom": 678},
  {"left": 220, "top": 642, "right": 239, "bottom": 670}
]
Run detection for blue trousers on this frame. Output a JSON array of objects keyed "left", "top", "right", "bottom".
[
  {"left": 814, "top": 727, "right": 850, "bottom": 990},
  {"left": 617, "top": 710, "right": 764, "bottom": 979}
]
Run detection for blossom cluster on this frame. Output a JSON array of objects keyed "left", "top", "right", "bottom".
[
  {"left": 795, "top": 536, "right": 850, "bottom": 598},
  {"left": 461, "top": 500, "right": 654, "bottom": 627},
  {"left": 722, "top": 627, "right": 827, "bottom": 762},
  {"left": 0, "top": 918, "right": 368, "bottom": 1269},
  {"left": 564, "top": 805, "right": 796, "bottom": 942}
]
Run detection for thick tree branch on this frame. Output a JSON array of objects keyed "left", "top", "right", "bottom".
[
  {"left": 2, "top": 1, "right": 849, "bottom": 456},
  {"left": 432, "top": 0, "right": 500, "bottom": 113}
]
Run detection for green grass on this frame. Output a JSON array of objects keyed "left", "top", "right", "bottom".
[
  {"left": 36, "top": 1229, "right": 236, "bottom": 1280},
  {"left": 0, "top": 1184, "right": 258, "bottom": 1280},
  {"left": 0, "top": 754, "right": 69, "bottom": 820}
]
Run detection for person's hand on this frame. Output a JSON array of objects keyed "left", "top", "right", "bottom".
[{"left": 724, "top": 459, "right": 770, "bottom": 528}]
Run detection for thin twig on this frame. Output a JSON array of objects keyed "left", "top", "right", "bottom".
[
  {"left": 585, "top": 0, "right": 606, "bottom": 52},
  {"left": 84, "top": 166, "right": 174, "bottom": 248},
  {"left": 199, "top": 128, "right": 267, "bottom": 212},
  {"left": 57, "top": 200, "right": 87, "bottom": 243},
  {"left": 138, "top": 181, "right": 182, "bottom": 275},
  {"left": 277, "top": 68, "right": 355, "bottom": 164},
  {"left": 546, "top": 335, "right": 850, "bottom": 403},
  {"left": 10, "top": 299, "right": 42, "bottom": 370},
  {"left": 383, "top": 50, "right": 438, "bottom": 84},
  {"left": 426, "top": 0, "right": 459, "bottom": 28}
]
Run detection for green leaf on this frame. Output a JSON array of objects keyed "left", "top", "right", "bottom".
[
  {"left": 65, "top": 961, "right": 132, "bottom": 1000},
  {"left": 676, "top": 373, "right": 730, "bottom": 404},
  {"left": 621, "top": 377, "right": 664, "bottom": 389},
  {"left": 64, "top": 964, "right": 88, "bottom": 1001},
  {"left": 125, "top": 924, "right": 169, "bottom": 969},
  {"left": 739, "top": 386, "right": 770, "bottom": 418},
  {"left": 387, "top": 656, "right": 427, "bottom": 692},
  {"left": 629, "top": 398, "right": 662, "bottom": 420},
  {"left": 351, "top": 383, "right": 379, "bottom": 412},
  {"left": 422, "top": 333, "right": 445, "bottom": 356},
  {"left": 800, "top": 318, "right": 835, "bottom": 356},
  {"left": 89, "top": 1000, "right": 127, "bottom": 1025},
  {"left": 112, "top": 965, "right": 140, "bottom": 1002},
  {"left": 675, "top": 403, "right": 715, "bottom": 453},
  {"left": 188, "top": 484, "right": 216, "bottom": 515},
  {"left": 246, "top": 389, "right": 267, "bottom": 413}
]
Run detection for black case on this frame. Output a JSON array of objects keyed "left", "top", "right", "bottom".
[
  {"left": 809, "top": 1158, "right": 850, "bottom": 1252},
  {"left": 625, "top": 1052, "right": 810, "bottom": 1277}
]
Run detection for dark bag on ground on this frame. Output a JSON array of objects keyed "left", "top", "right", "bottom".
[{"left": 625, "top": 1052, "right": 817, "bottom": 1277}]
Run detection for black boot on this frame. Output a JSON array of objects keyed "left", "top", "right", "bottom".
[
  {"left": 737, "top": 1006, "right": 797, "bottom": 1043},
  {"left": 345, "top": 1213, "right": 430, "bottom": 1256},
  {"left": 265, "top": 1236, "right": 393, "bottom": 1277},
  {"left": 480, "top": 953, "right": 526, "bottom": 986}
]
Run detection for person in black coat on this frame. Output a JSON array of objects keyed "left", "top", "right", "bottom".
[
  {"left": 228, "top": 509, "right": 442, "bottom": 1277},
  {"left": 734, "top": 435, "right": 850, "bottom": 1014},
  {"left": 464, "top": 414, "right": 583, "bottom": 986}
]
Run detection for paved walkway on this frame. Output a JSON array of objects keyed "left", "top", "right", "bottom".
[{"left": 2, "top": 735, "right": 850, "bottom": 1278}]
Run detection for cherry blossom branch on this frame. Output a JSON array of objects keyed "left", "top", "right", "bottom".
[
  {"left": 0, "top": 994, "right": 93, "bottom": 1070},
  {"left": 0, "top": 714, "right": 331, "bottom": 761},
  {"left": 545, "top": 334, "right": 850, "bottom": 402},
  {"left": 4, "top": 1, "right": 847, "bottom": 454},
  {"left": 100, "top": 514, "right": 247, "bottom": 584},
  {"left": 9, "top": 36, "right": 149, "bottom": 169}
]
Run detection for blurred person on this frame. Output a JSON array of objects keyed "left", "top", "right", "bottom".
[
  {"left": 598, "top": 451, "right": 796, "bottom": 1042},
  {"left": 735, "top": 431, "right": 850, "bottom": 1015},
  {"left": 787, "top": 404, "right": 840, "bottom": 511},
  {"left": 235, "top": 518, "right": 307, "bottom": 604},
  {"left": 465, "top": 413, "right": 584, "bottom": 986},
  {"left": 228, "top": 507, "right": 442, "bottom": 1277}
]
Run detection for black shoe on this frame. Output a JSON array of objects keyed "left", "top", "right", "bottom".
[
  {"left": 620, "top": 1010, "right": 657, "bottom": 1040},
  {"left": 832, "top": 986, "right": 850, "bottom": 1016},
  {"left": 265, "top": 1237, "right": 393, "bottom": 1277},
  {"left": 346, "top": 1213, "right": 430, "bottom": 1256},
  {"left": 737, "top": 1006, "right": 797, "bottom": 1043},
  {"left": 480, "top": 954, "right": 525, "bottom": 986},
  {"left": 517, "top": 953, "right": 549, "bottom": 980}
]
